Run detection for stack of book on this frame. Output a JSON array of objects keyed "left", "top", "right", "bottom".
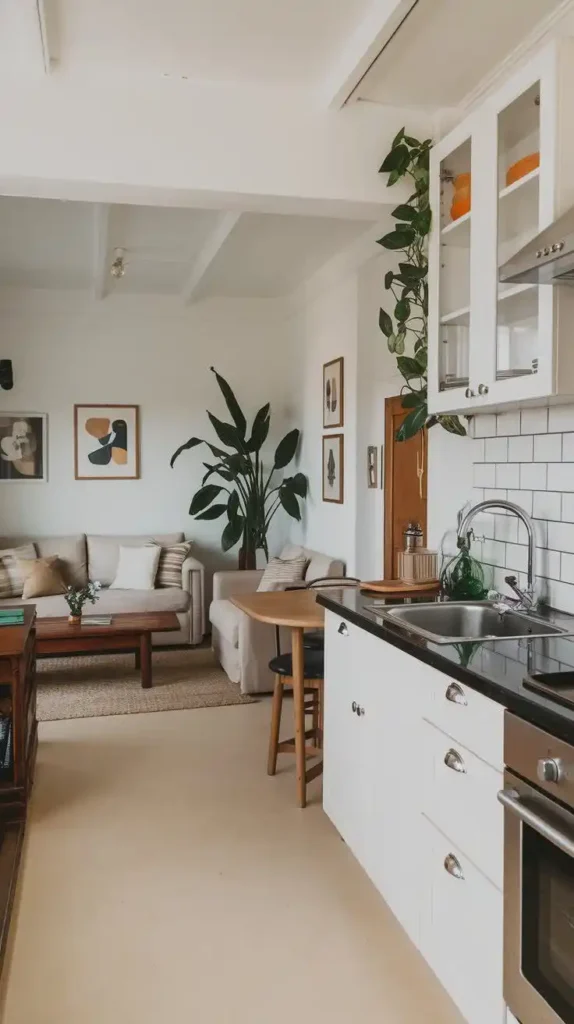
[
  {"left": 0, "top": 716, "right": 12, "bottom": 778},
  {"left": 0, "top": 608, "right": 24, "bottom": 628}
]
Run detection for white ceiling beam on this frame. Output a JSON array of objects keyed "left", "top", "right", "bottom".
[
  {"left": 181, "top": 212, "right": 241, "bottom": 305},
  {"left": 92, "top": 204, "right": 110, "bottom": 300},
  {"left": 321, "top": 0, "right": 419, "bottom": 109}
]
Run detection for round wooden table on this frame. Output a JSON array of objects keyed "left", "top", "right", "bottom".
[{"left": 231, "top": 590, "right": 324, "bottom": 808}]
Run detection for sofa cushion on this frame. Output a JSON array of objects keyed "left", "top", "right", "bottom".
[
  {"left": 110, "top": 545, "right": 161, "bottom": 591},
  {"left": 0, "top": 535, "right": 87, "bottom": 587},
  {"left": 19, "top": 557, "right": 67, "bottom": 599},
  {"left": 156, "top": 542, "right": 191, "bottom": 588},
  {"left": 257, "top": 554, "right": 307, "bottom": 592},
  {"left": 87, "top": 533, "right": 184, "bottom": 586},
  {"left": 209, "top": 599, "right": 240, "bottom": 648},
  {"left": 1, "top": 586, "right": 190, "bottom": 618},
  {"left": 279, "top": 544, "right": 345, "bottom": 582}
]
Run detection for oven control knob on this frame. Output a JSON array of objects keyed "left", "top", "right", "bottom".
[{"left": 537, "top": 757, "right": 564, "bottom": 784}]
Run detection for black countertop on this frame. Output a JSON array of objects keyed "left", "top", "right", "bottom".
[{"left": 316, "top": 590, "right": 574, "bottom": 744}]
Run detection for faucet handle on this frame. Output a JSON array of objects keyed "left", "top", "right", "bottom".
[{"left": 505, "top": 575, "right": 518, "bottom": 587}]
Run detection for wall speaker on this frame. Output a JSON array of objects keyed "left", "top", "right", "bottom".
[{"left": 0, "top": 361, "right": 13, "bottom": 390}]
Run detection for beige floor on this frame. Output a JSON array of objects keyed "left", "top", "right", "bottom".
[{"left": 1, "top": 700, "right": 463, "bottom": 1024}]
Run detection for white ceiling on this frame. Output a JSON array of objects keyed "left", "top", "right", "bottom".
[
  {"left": 0, "top": 197, "right": 371, "bottom": 299},
  {"left": 357, "top": 0, "right": 566, "bottom": 107}
]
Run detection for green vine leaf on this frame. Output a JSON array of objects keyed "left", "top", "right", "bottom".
[
  {"left": 384, "top": 270, "right": 394, "bottom": 289},
  {"left": 379, "top": 144, "right": 409, "bottom": 173},
  {"left": 378, "top": 227, "right": 415, "bottom": 249},
  {"left": 401, "top": 391, "right": 426, "bottom": 409},
  {"left": 387, "top": 333, "right": 397, "bottom": 353},
  {"left": 395, "top": 298, "right": 410, "bottom": 321},
  {"left": 394, "top": 333, "right": 406, "bottom": 355},
  {"left": 391, "top": 204, "right": 417, "bottom": 222},
  {"left": 397, "top": 355, "right": 424, "bottom": 380},
  {"left": 379, "top": 308, "right": 393, "bottom": 337},
  {"left": 391, "top": 126, "right": 405, "bottom": 148},
  {"left": 396, "top": 404, "right": 428, "bottom": 442}
]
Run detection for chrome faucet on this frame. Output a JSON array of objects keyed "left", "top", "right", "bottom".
[{"left": 457, "top": 499, "right": 537, "bottom": 612}]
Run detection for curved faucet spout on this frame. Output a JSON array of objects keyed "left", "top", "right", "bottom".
[{"left": 457, "top": 499, "right": 537, "bottom": 610}]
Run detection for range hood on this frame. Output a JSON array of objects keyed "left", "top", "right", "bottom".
[{"left": 499, "top": 206, "right": 574, "bottom": 285}]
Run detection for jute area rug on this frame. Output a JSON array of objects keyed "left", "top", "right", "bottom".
[{"left": 36, "top": 647, "right": 256, "bottom": 722}]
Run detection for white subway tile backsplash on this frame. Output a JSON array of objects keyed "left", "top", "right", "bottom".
[
  {"left": 563, "top": 494, "right": 574, "bottom": 522},
  {"left": 508, "top": 435, "right": 533, "bottom": 462},
  {"left": 520, "top": 462, "right": 547, "bottom": 490},
  {"left": 548, "top": 406, "right": 574, "bottom": 433},
  {"left": 533, "top": 491, "right": 562, "bottom": 521},
  {"left": 506, "top": 543, "right": 528, "bottom": 573},
  {"left": 473, "top": 438, "right": 486, "bottom": 462},
  {"left": 534, "top": 433, "right": 562, "bottom": 462},
  {"left": 562, "top": 433, "right": 574, "bottom": 461},
  {"left": 473, "top": 463, "right": 495, "bottom": 488},
  {"left": 519, "top": 519, "right": 548, "bottom": 548},
  {"left": 547, "top": 521, "right": 574, "bottom": 554},
  {"left": 521, "top": 407, "right": 548, "bottom": 434},
  {"left": 548, "top": 463, "right": 574, "bottom": 492},
  {"left": 494, "top": 515, "right": 519, "bottom": 544},
  {"left": 540, "top": 549, "right": 561, "bottom": 580},
  {"left": 474, "top": 414, "right": 497, "bottom": 438},
  {"left": 561, "top": 553, "right": 574, "bottom": 584},
  {"left": 485, "top": 437, "right": 508, "bottom": 462},
  {"left": 548, "top": 580, "right": 574, "bottom": 614},
  {"left": 495, "top": 463, "right": 519, "bottom": 489},
  {"left": 484, "top": 488, "right": 507, "bottom": 504},
  {"left": 496, "top": 411, "right": 520, "bottom": 436},
  {"left": 483, "top": 539, "right": 506, "bottom": 566},
  {"left": 507, "top": 489, "right": 533, "bottom": 515}
]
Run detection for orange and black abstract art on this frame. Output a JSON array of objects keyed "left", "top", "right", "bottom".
[{"left": 85, "top": 416, "right": 128, "bottom": 467}]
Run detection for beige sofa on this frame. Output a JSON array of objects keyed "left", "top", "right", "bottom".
[
  {"left": 0, "top": 533, "right": 205, "bottom": 646},
  {"left": 210, "top": 545, "right": 345, "bottom": 694}
]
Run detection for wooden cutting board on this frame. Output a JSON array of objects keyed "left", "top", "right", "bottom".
[{"left": 360, "top": 578, "right": 440, "bottom": 596}]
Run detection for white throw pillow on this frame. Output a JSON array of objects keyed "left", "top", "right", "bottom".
[
  {"left": 257, "top": 554, "right": 308, "bottom": 593},
  {"left": 110, "top": 545, "right": 161, "bottom": 591}
]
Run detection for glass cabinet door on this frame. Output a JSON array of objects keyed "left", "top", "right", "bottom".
[{"left": 436, "top": 136, "right": 472, "bottom": 395}]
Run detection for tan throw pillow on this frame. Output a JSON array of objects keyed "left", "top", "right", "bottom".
[
  {"left": 156, "top": 542, "right": 191, "bottom": 588},
  {"left": 257, "top": 554, "right": 308, "bottom": 593},
  {"left": 17, "top": 557, "right": 67, "bottom": 600},
  {"left": 0, "top": 543, "right": 38, "bottom": 598}
]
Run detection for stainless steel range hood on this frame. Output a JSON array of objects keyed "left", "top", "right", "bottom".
[{"left": 499, "top": 206, "right": 574, "bottom": 285}]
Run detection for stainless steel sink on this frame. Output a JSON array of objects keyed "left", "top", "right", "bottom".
[{"left": 368, "top": 601, "right": 572, "bottom": 644}]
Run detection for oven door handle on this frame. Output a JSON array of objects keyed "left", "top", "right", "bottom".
[{"left": 498, "top": 788, "right": 574, "bottom": 858}]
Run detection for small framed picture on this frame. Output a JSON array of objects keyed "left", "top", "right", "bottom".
[
  {"left": 323, "top": 357, "right": 344, "bottom": 428},
  {"left": 322, "top": 434, "right": 344, "bottom": 504},
  {"left": 74, "top": 405, "right": 140, "bottom": 480},
  {"left": 367, "top": 445, "right": 378, "bottom": 488},
  {"left": 0, "top": 414, "right": 47, "bottom": 482}
]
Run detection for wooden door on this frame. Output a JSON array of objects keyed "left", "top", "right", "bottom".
[{"left": 384, "top": 395, "right": 428, "bottom": 578}]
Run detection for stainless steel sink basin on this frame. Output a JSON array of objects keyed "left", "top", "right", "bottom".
[{"left": 368, "top": 601, "right": 571, "bottom": 644}]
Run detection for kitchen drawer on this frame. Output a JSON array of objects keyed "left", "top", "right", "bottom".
[
  {"left": 421, "top": 719, "right": 504, "bottom": 890},
  {"left": 424, "top": 674, "right": 504, "bottom": 770},
  {"left": 420, "top": 818, "right": 504, "bottom": 1024}
]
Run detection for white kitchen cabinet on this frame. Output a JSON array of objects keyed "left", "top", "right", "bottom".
[{"left": 429, "top": 39, "right": 574, "bottom": 416}]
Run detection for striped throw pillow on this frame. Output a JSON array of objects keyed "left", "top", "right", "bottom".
[
  {"left": 0, "top": 544, "right": 37, "bottom": 598},
  {"left": 257, "top": 555, "right": 308, "bottom": 592},
  {"left": 156, "top": 542, "right": 191, "bottom": 588}
]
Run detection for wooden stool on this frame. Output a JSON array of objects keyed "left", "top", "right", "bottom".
[{"left": 267, "top": 649, "right": 324, "bottom": 801}]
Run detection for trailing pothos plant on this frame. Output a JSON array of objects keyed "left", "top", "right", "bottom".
[
  {"left": 378, "top": 129, "right": 466, "bottom": 441},
  {"left": 170, "top": 368, "right": 308, "bottom": 570}
]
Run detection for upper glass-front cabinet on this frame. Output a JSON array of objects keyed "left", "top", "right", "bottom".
[{"left": 428, "top": 41, "right": 574, "bottom": 417}]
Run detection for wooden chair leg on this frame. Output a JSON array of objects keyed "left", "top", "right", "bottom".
[
  {"left": 317, "top": 679, "right": 324, "bottom": 749},
  {"left": 267, "top": 675, "right": 284, "bottom": 776},
  {"left": 311, "top": 687, "right": 320, "bottom": 737}
]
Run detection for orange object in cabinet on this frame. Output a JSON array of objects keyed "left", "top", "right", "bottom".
[
  {"left": 505, "top": 152, "right": 540, "bottom": 187},
  {"left": 450, "top": 172, "right": 471, "bottom": 221}
]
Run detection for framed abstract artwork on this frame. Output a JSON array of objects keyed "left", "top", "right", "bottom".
[
  {"left": 323, "top": 357, "right": 344, "bottom": 428},
  {"left": 74, "top": 405, "right": 140, "bottom": 480},
  {"left": 0, "top": 414, "right": 47, "bottom": 482},
  {"left": 322, "top": 434, "right": 344, "bottom": 504}
]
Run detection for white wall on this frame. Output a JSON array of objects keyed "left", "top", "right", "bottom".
[{"left": 0, "top": 288, "right": 296, "bottom": 581}]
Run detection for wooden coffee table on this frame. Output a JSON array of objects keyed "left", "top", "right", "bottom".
[{"left": 35, "top": 612, "right": 180, "bottom": 688}]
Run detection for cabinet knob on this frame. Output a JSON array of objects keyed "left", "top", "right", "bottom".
[
  {"left": 445, "top": 682, "right": 467, "bottom": 706},
  {"left": 537, "top": 757, "right": 564, "bottom": 784},
  {"left": 444, "top": 748, "right": 467, "bottom": 773},
  {"left": 338, "top": 622, "right": 349, "bottom": 636},
  {"left": 444, "top": 853, "right": 465, "bottom": 880},
  {"left": 464, "top": 387, "right": 475, "bottom": 399},
  {"left": 477, "top": 383, "right": 489, "bottom": 395}
]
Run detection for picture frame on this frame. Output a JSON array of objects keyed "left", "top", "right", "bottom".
[
  {"left": 74, "top": 405, "right": 140, "bottom": 480},
  {"left": 322, "top": 434, "right": 344, "bottom": 504},
  {"left": 323, "top": 357, "right": 344, "bottom": 429},
  {"left": 0, "top": 413, "right": 47, "bottom": 483},
  {"left": 367, "top": 445, "right": 378, "bottom": 488}
]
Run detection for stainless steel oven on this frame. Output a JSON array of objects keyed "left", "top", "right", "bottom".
[{"left": 499, "top": 712, "right": 574, "bottom": 1024}]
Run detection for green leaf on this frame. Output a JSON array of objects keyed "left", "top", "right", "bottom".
[
  {"left": 279, "top": 487, "right": 301, "bottom": 521},
  {"left": 378, "top": 227, "right": 416, "bottom": 250},
  {"left": 398, "top": 262, "right": 427, "bottom": 281},
  {"left": 415, "top": 347, "right": 428, "bottom": 372},
  {"left": 170, "top": 436, "right": 202, "bottom": 468},
  {"left": 439, "top": 414, "right": 467, "bottom": 437},
  {"left": 227, "top": 490, "right": 240, "bottom": 520},
  {"left": 397, "top": 356, "right": 424, "bottom": 380},
  {"left": 415, "top": 207, "right": 432, "bottom": 235},
  {"left": 387, "top": 333, "right": 397, "bottom": 354},
  {"left": 247, "top": 403, "right": 270, "bottom": 452},
  {"left": 195, "top": 503, "right": 228, "bottom": 521},
  {"left": 380, "top": 144, "right": 409, "bottom": 174},
  {"left": 395, "top": 298, "right": 410, "bottom": 321},
  {"left": 396, "top": 403, "right": 428, "bottom": 442},
  {"left": 221, "top": 515, "right": 245, "bottom": 552},
  {"left": 189, "top": 484, "right": 224, "bottom": 515},
  {"left": 401, "top": 390, "right": 426, "bottom": 409},
  {"left": 274, "top": 428, "right": 300, "bottom": 469},
  {"left": 394, "top": 332, "right": 406, "bottom": 355},
  {"left": 290, "top": 472, "right": 308, "bottom": 497},
  {"left": 379, "top": 308, "right": 393, "bottom": 338},
  {"left": 403, "top": 134, "right": 422, "bottom": 147},
  {"left": 207, "top": 412, "right": 243, "bottom": 452},
  {"left": 384, "top": 270, "right": 394, "bottom": 290},
  {"left": 391, "top": 204, "right": 417, "bottom": 222},
  {"left": 387, "top": 169, "right": 400, "bottom": 187},
  {"left": 391, "top": 126, "right": 405, "bottom": 148},
  {"left": 210, "top": 367, "right": 246, "bottom": 438}
]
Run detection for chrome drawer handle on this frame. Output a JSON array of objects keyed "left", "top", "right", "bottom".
[
  {"left": 444, "top": 853, "right": 464, "bottom": 880},
  {"left": 445, "top": 682, "right": 467, "bottom": 706},
  {"left": 444, "top": 748, "right": 466, "bottom": 773},
  {"left": 338, "top": 622, "right": 349, "bottom": 636}
]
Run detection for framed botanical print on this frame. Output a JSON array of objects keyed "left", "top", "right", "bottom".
[
  {"left": 322, "top": 434, "right": 344, "bottom": 504},
  {"left": 0, "top": 414, "right": 47, "bottom": 482},
  {"left": 323, "top": 357, "right": 344, "bottom": 428},
  {"left": 74, "top": 405, "right": 140, "bottom": 480}
]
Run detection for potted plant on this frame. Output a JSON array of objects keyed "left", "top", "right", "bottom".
[
  {"left": 65, "top": 581, "right": 101, "bottom": 625},
  {"left": 171, "top": 368, "right": 308, "bottom": 568}
]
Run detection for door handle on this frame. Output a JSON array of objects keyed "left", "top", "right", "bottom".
[
  {"left": 444, "top": 748, "right": 466, "bottom": 774},
  {"left": 498, "top": 789, "right": 574, "bottom": 858},
  {"left": 445, "top": 682, "right": 467, "bottom": 706},
  {"left": 338, "top": 622, "right": 349, "bottom": 636}
]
